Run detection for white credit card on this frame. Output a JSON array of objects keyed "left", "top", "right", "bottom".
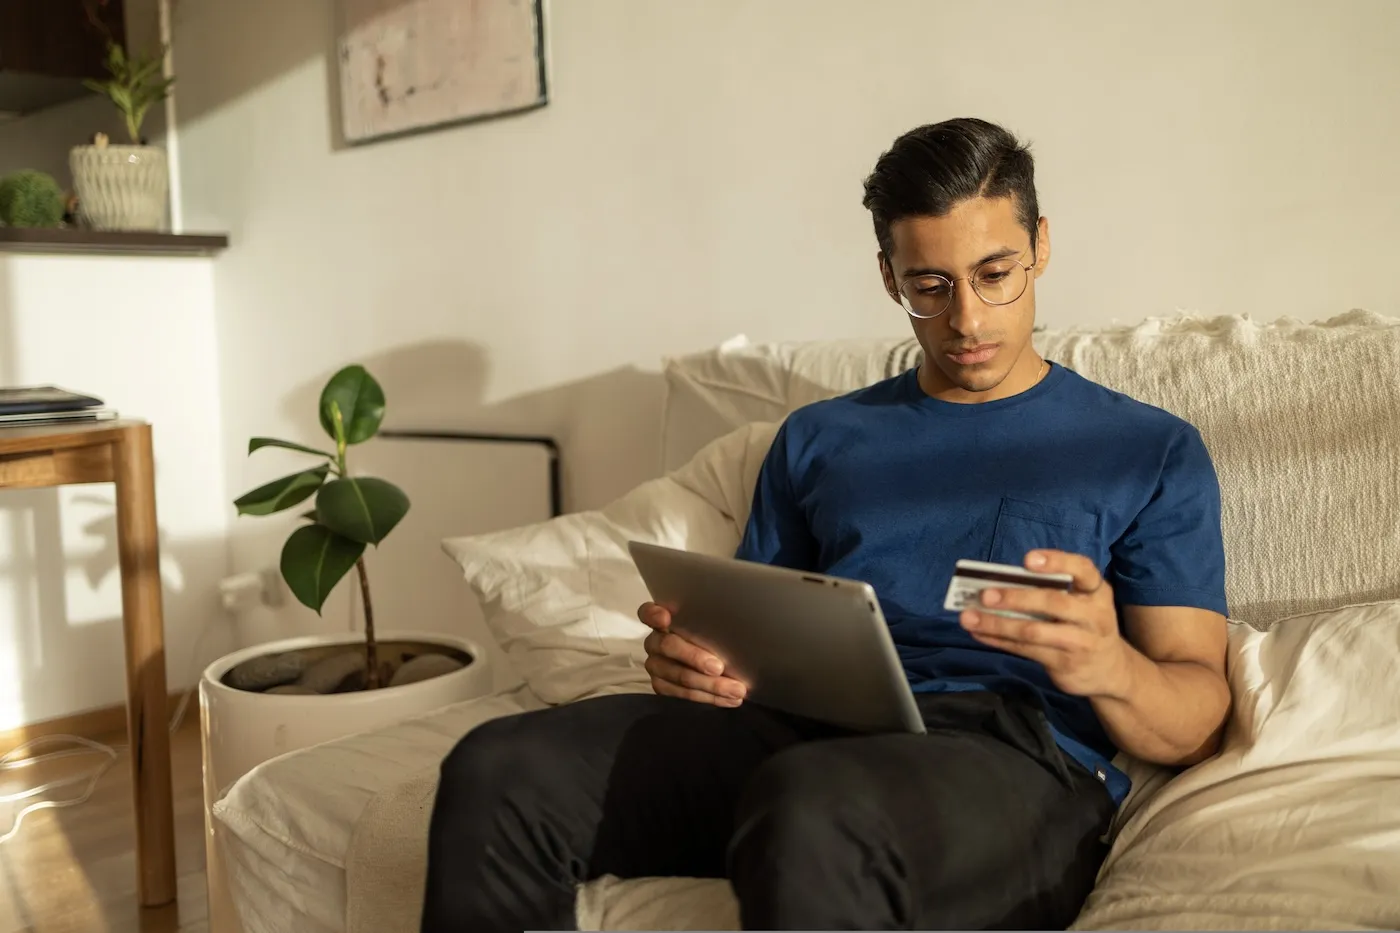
[{"left": 943, "top": 559, "right": 1075, "bottom": 621}]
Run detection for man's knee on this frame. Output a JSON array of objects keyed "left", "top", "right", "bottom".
[
  {"left": 436, "top": 712, "right": 554, "bottom": 813},
  {"left": 728, "top": 743, "right": 884, "bottom": 859},
  {"left": 436, "top": 696, "right": 646, "bottom": 815},
  {"left": 727, "top": 744, "right": 908, "bottom": 928}
]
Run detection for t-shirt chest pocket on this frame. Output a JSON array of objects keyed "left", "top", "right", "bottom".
[{"left": 987, "top": 497, "right": 1101, "bottom": 567}]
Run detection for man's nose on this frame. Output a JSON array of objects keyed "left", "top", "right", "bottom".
[{"left": 944, "top": 279, "right": 986, "bottom": 335}]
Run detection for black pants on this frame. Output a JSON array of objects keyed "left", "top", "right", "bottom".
[{"left": 420, "top": 690, "right": 1115, "bottom": 931}]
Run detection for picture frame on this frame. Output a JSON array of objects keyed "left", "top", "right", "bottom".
[{"left": 336, "top": 0, "right": 549, "bottom": 145}]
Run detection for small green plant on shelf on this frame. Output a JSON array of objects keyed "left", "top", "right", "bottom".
[
  {"left": 0, "top": 171, "right": 66, "bottom": 228},
  {"left": 232, "top": 365, "right": 409, "bottom": 689},
  {"left": 83, "top": 39, "right": 175, "bottom": 144}
]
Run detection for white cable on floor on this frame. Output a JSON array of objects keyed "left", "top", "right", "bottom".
[
  {"left": 0, "top": 736, "right": 118, "bottom": 844},
  {"left": 0, "top": 613, "right": 216, "bottom": 845}
]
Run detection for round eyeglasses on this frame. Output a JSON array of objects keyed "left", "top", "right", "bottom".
[{"left": 895, "top": 247, "right": 1035, "bottom": 320}]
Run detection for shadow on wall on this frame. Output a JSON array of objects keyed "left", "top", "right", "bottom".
[
  {"left": 171, "top": 0, "right": 335, "bottom": 130},
  {"left": 275, "top": 339, "right": 667, "bottom": 514}
]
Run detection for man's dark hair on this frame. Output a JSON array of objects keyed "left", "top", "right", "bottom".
[{"left": 861, "top": 117, "right": 1038, "bottom": 259}]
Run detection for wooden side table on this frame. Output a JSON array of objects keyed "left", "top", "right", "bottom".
[{"left": 0, "top": 419, "right": 176, "bottom": 906}]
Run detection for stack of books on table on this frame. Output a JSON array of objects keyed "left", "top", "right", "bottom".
[{"left": 0, "top": 386, "right": 118, "bottom": 427}]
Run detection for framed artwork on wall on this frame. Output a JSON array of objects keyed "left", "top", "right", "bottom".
[{"left": 336, "top": 0, "right": 549, "bottom": 145}]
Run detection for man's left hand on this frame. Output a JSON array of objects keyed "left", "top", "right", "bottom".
[{"left": 958, "top": 549, "right": 1133, "bottom": 699}]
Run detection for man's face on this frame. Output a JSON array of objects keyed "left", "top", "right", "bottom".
[{"left": 879, "top": 197, "right": 1050, "bottom": 401}]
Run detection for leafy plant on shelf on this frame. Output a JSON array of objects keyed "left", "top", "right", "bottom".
[
  {"left": 82, "top": 38, "right": 175, "bottom": 144},
  {"left": 233, "top": 365, "right": 409, "bottom": 689},
  {"left": 0, "top": 170, "right": 66, "bottom": 228}
]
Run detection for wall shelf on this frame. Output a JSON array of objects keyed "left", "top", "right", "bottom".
[{"left": 0, "top": 228, "right": 229, "bottom": 257}]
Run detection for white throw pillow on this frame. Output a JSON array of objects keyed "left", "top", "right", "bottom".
[
  {"left": 443, "top": 422, "right": 779, "bottom": 706},
  {"left": 659, "top": 334, "right": 919, "bottom": 471},
  {"left": 1074, "top": 600, "right": 1400, "bottom": 931}
]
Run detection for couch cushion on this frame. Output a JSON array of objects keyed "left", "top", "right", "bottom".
[
  {"left": 1073, "top": 600, "right": 1400, "bottom": 930},
  {"left": 214, "top": 688, "right": 542, "bottom": 933},
  {"left": 577, "top": 875, "right": 738, "bottom": 931}
]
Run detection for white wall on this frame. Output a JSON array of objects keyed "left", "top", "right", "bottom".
[
  {"left": 169, "top": 0, "right": 1400, "bottom": 646},
  {"left": 0, "top": 255, "right": 232, "bottom": 730}
]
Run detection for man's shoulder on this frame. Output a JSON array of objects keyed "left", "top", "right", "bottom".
[
  {"left": 1057, "top": 366, "right": 1199, "bottom": 442},
  {"left": 781, "top": 370, "right": 910, "bottom": 430}
]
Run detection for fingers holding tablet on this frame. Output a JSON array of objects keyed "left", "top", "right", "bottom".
[{"left": 638, "top": 601, "right": 748, "bottom": 706}]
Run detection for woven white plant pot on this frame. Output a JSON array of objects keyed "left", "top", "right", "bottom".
[{"left": 69, "top": 144, "right": 169, "bottom": 231}]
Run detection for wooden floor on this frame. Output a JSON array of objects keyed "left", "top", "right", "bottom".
[{"left": 0, "top": 716, "right": 206, "bottom": 933}]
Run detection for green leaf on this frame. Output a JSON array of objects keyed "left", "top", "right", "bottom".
[
  {"left": 318, "top": 365, "right": 385, "bottom": 445},
  {"left": 328, "top": 400, "right": 347, "bottom": 452},
  {"left": 233, "top": 465, "right": 329, "bottom": 516},
  {"left": 131, "top": 55, "right": 163, "bottom": 85},
  {"left": 249, "top": 436, "right": 336, "bottom": 459},
  {"left": 315, "top": 476, "right": 409, "bottom": 545},
  {"left": 299, "top": 509, "right": 318, "bottom": 522},
  {"left": 280, "top": 524, "right": 364, "bottom": 613}
]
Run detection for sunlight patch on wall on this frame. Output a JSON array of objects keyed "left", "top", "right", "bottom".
[{"left": 0, "top": 504, "right": 38, "bottom": 732}]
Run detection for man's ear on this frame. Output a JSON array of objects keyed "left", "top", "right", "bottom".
[
  {"left": 878, "top": 252, "right": 901, "bottom": 302},
  {"left": 1032, "top": 217, "right": 1051, "bottom": 279}
]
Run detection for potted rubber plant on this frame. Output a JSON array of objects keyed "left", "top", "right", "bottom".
[
  {"left": 198, "top": 366, "right": 490, "bottom": 819},
  {"left": 69, "top": 29, "right": 175, "bottom": 231},
  {"left": 233, "top": 363, "right": 419, "bottom": 690}
]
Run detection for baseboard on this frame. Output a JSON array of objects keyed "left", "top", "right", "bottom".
[{"left": 0, "top": 691, "right": 188, "bottom": 758}]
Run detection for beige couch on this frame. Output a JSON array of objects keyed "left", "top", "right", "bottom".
[{"left": 211, "top": 311, "right": 1400, "bottom": 932}]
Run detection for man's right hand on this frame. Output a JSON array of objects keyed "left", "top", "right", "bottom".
[{"left": 638, "top": 602, "right": 748, "bottom": 707}]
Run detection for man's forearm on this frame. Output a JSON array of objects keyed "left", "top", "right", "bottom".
[{"left": 1092, "top": 643, "right": 1231, "bottom": 767}]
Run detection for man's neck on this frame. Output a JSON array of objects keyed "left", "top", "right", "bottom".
[{"left": 917, "top": 351, "right": 1048, "bottom": 405}]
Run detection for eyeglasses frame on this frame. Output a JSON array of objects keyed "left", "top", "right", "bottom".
[{"left": 889, "top": 244, "right": 1039, "bottom": 320}]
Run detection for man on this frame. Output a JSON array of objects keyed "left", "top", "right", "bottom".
[{"left": 421, "top": 117, "right": 1231, "bottom": 931}]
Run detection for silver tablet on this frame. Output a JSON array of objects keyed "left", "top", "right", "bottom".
[{"left": 628, "top": 541, "right": 925, "bottom": 735}]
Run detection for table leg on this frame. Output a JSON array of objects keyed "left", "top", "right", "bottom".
[{"left": 113, "top": 424, "right": 178, "bottom": 907}]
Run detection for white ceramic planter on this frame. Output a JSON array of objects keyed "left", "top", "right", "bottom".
[
  {"left": 200, "top": 630, "right": 490, "bottom": 804},
  {"left": 69, "top": 143, "right": 169, "bottom": 231},
  {"left": 200, "top": 630, "right": 492, "bottom": 933}
]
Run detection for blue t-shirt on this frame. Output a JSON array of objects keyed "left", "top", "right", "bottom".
[{"left": 735, "top": 362, "right": 1228, "bottom": 804}]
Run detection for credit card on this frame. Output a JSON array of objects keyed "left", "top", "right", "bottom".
[{"left": 943, "top": 559, "right": 1075, "bottom": 621}]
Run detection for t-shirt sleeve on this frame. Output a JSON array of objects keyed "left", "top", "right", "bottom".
[
  {"left": 734, "top": 419, "right": 818, "bottom": 571},
  {"left": 1108, "top": 423, "right": 1229, "bottom": 615}
]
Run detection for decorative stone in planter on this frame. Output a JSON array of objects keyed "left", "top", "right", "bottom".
[{"left": 69, "top": 141, "right": 169, "bottom": 232}]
